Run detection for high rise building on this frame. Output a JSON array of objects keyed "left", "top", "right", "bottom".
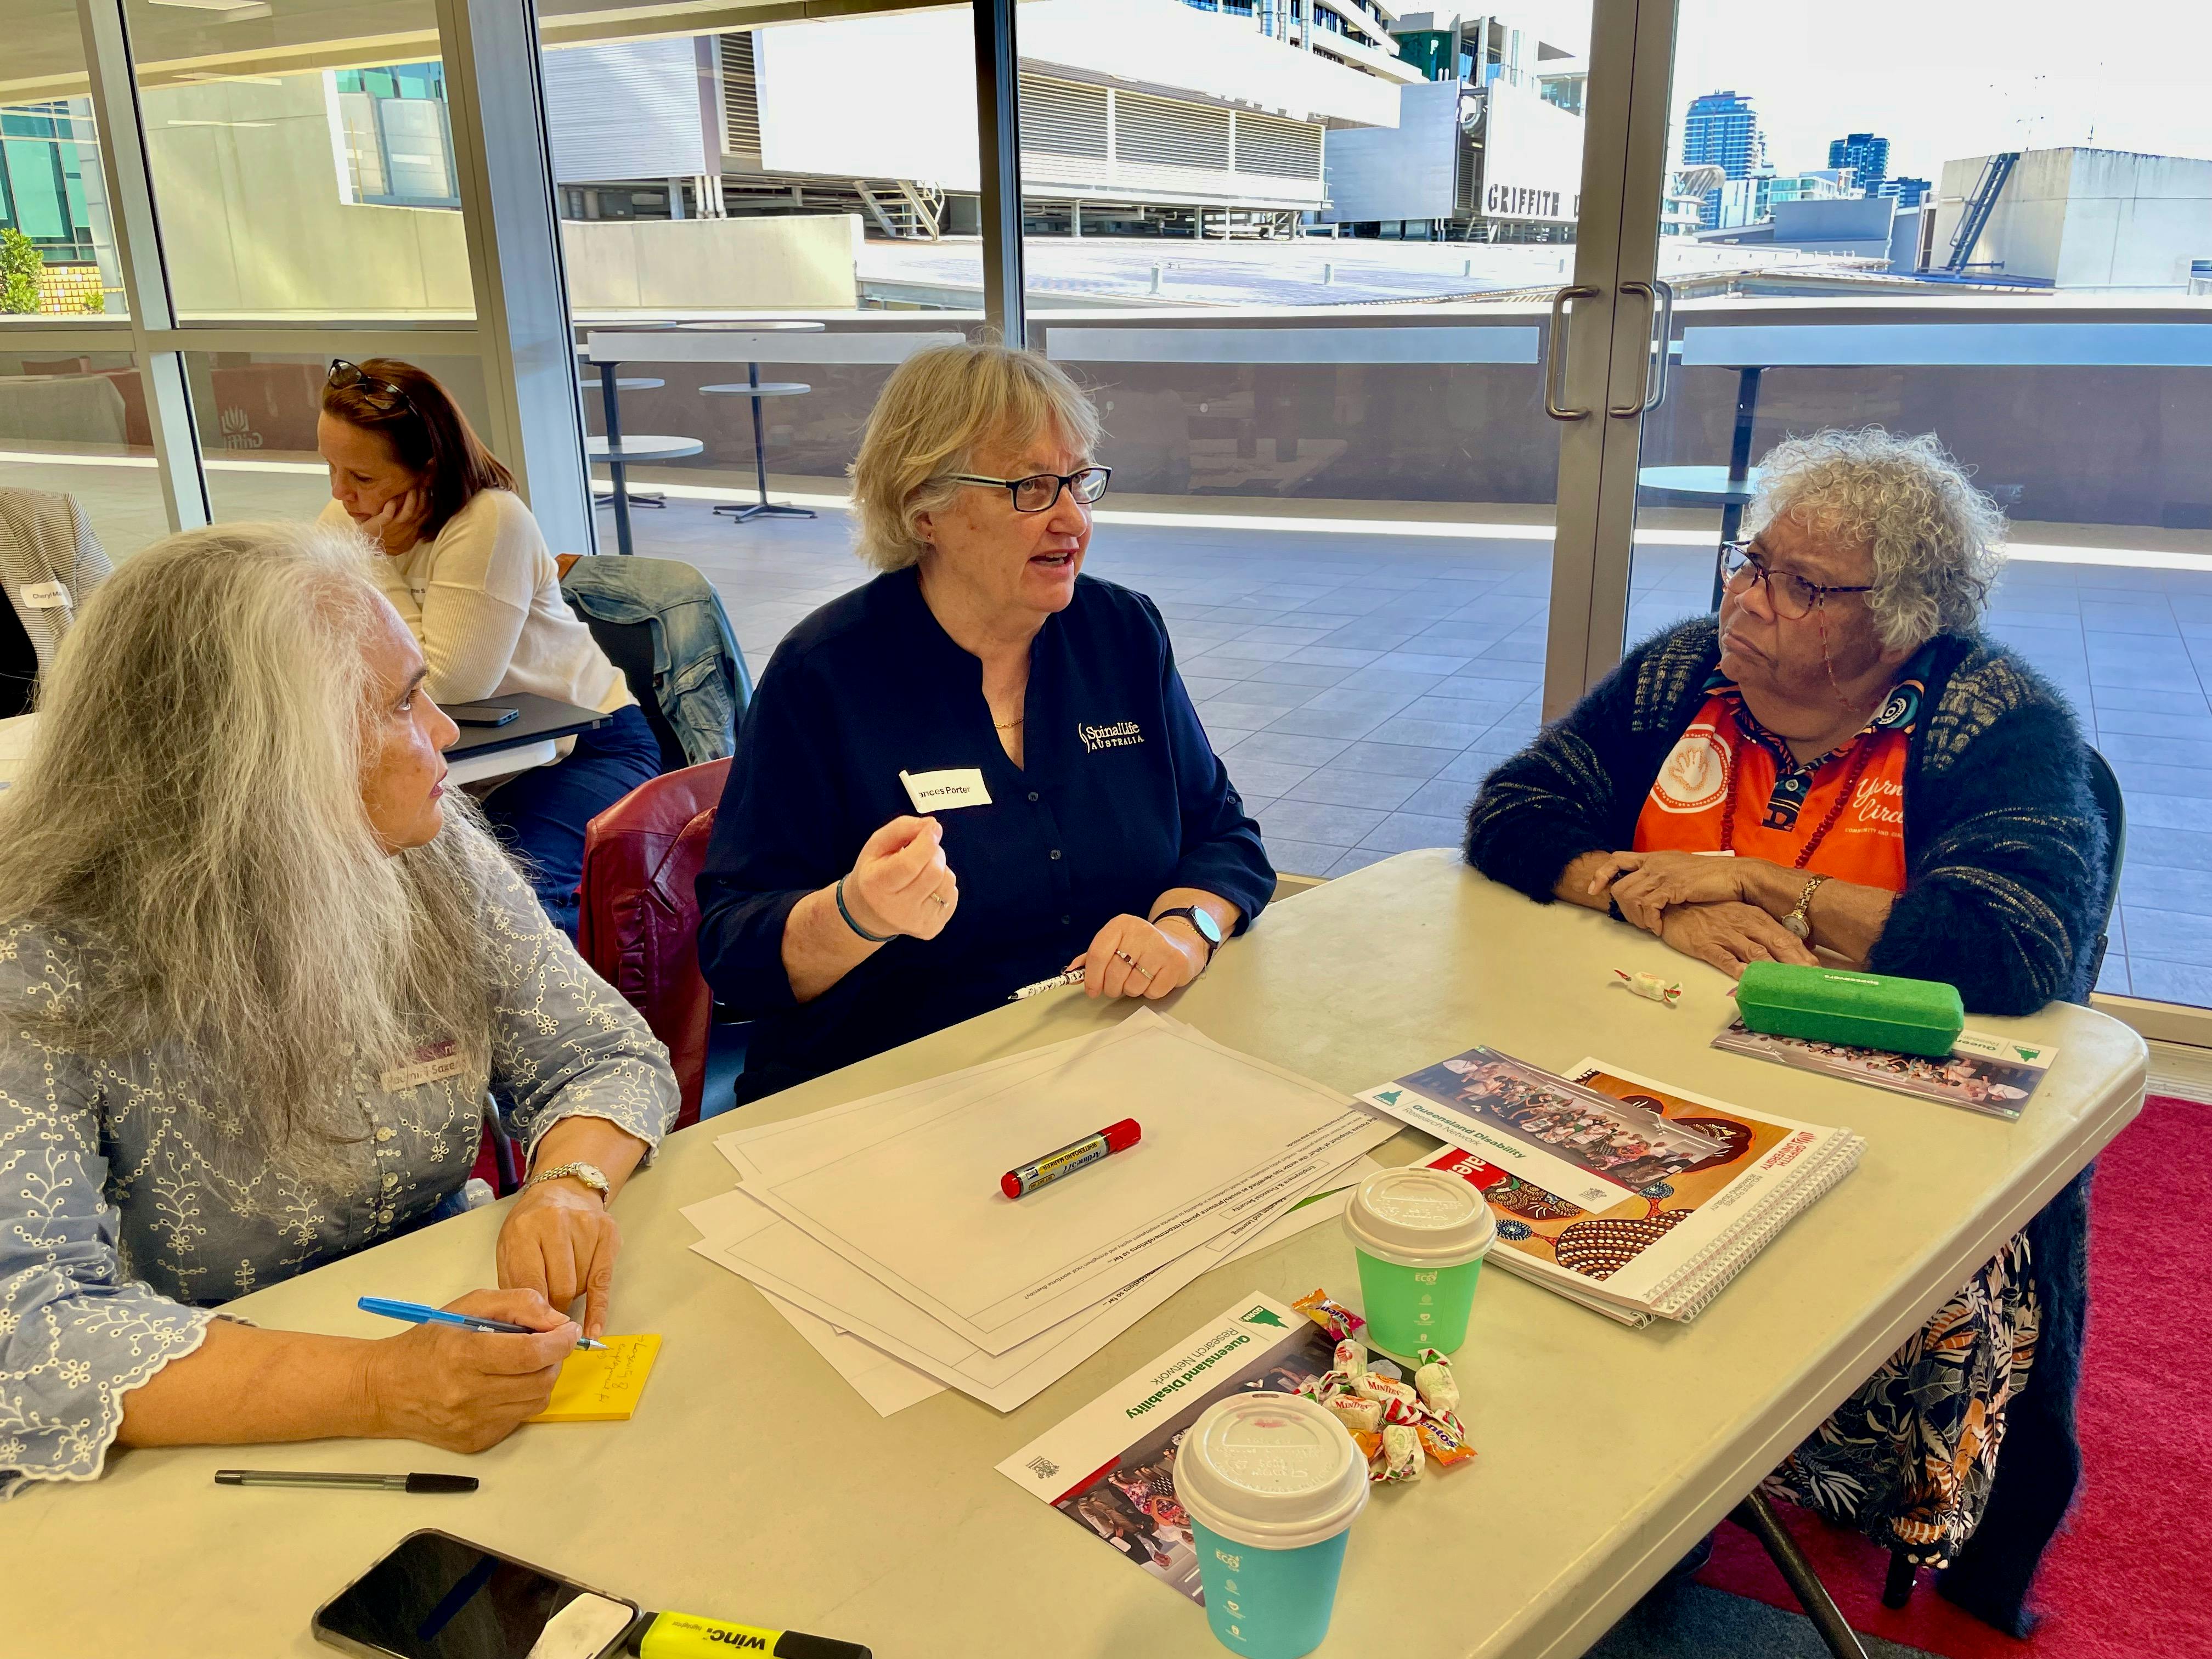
[
  {"left": 1883, "top": 175, "right": 1932, "bottom": 210},
  {"left": 1828, "top": 132, "right": 1891, "bottom": 194},
  {"left": 1683, "top": 90, "right": 1763, "bottom": 228}
]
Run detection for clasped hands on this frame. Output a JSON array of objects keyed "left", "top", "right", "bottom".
[
  {"left": 843, "top": 815, "right": 1204, "bottom": 1000},
  {"left": 1583, "top": 848, "right": 1818, "bottom": 977}
]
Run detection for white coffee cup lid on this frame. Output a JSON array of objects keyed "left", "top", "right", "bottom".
[
  {"left": 1343, "top": 1165, "right": 1497, "bottom": 1268},
  {"left": 1172, "top": 1392, "right": 1370, "bottom": 1551}
]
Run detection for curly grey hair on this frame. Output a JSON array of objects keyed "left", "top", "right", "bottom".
[{"left": 1747, "top": 427, "right": 2006, "bottom": 650}]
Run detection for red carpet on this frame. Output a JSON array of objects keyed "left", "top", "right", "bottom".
[{"left": 1697, "top": 1093, "right": 2211, "bottom": 1658}]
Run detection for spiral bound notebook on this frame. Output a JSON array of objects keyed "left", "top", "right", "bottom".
[{"left": 1358, "top": 1051, "right": 1864, "bottom": 1327}]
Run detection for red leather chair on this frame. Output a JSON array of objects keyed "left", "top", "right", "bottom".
[{"left": 575, "top": 758, "right": 732, "bottom": 1131}]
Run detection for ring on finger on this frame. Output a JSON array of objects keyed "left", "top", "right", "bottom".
[
  {"left": 1113, "top": 949, "right": 1139, "bottom": 968},
  {"left": 928, "top": 891, "right": 949, "bottom": 908},
  {"left": 1132, "top": 961, "right": 1158, "bottom": 980}
]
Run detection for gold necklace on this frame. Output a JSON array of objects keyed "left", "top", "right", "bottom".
[{"left": 994, "top": 715, "right": 1025, "bottom": 730}]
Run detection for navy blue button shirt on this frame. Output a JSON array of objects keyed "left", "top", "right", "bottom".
[{"left": 696, "top": 567, "right": 1274, "bottom": 1101}]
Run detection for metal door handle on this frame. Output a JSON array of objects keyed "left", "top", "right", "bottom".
[
  {"left": 1610, "top": 279, "right": 1676, "bottom": 416},
  {"left": 1544, "top": 285, "right": 1599, "bottom": 421}
]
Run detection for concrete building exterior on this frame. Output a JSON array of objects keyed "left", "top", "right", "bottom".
[{"left": 1934, "top": 146, "right": 2212, "bottom": 291}]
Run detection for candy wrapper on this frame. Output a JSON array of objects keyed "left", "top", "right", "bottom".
[
  {"left": 1414, "top": 1350, "right": 1460, "bottom": 1417},
  {"left": 1371, "top": 1423, "right": 1421, "bottom": 1484},
  {"left": 1613, "top": 969, "right": 1681, "bottom": 1007},
  {"left": 1294, "top": 1288, "right": 1366, "bottom": 1344},
  {"left": 1293, "top": 1293, "right": 1474, "bottom": 1482},
  {"left": 1326, "top": 1395, "right": 1383, "bottom": 1436}
]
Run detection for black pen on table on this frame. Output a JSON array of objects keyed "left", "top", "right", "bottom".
[{"left": 215, "top": 1469, "right": 477, "bottom": 1493}]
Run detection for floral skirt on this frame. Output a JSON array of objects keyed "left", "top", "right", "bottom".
[{"left": 1764, "top": 1232, "right": 2040, "bottom": 1568}]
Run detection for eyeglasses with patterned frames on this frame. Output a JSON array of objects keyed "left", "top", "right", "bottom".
[
  {"left": 1719, "top": 540, "right": 1874, "bottom": 620},
  {"left": 325, "top": 359, "right": 419, "bottom": 419},
  {"left": 952, "top": 466, "right": 1112, "bottom": 514}
]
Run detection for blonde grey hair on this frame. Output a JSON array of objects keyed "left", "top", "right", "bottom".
[
  {"left": 848, "top": 342, "right": 1103, "bottom": 571},
  {"left": 0, "top": 521, "right": 504, "bottom": 1192},
  {"left": 1748, "top": 427, "right": 2007, "bottom": 651}
]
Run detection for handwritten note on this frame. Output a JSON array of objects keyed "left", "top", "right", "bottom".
[{"left": 526, "top": 1334, "right": 662, "bottom": 1423}]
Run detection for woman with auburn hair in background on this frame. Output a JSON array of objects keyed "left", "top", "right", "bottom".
[{"left": 317, "top": 356, "right": 659, "bottom": 935}]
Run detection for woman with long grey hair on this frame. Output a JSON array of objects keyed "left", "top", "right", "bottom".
[{"left": 0, "top": 522, "right": 676, "bottom": 1498}]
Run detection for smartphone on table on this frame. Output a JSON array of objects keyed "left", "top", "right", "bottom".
[{"left": 313, "top": 1529, "right": 639, "bottom": 1659}]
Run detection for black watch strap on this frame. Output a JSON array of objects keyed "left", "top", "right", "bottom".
[{"left": 1150, "top": 905, "right": 1221, "bottom": 963}]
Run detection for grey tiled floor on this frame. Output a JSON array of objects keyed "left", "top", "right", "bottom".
[{"left": 632, "top": 497, "right": 2212, "bottom": 1007}]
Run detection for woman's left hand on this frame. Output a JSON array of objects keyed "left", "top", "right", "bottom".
[
  {"left": 496, "top": 1178, "right": 623, "bottom": 1341},
  {"left": 1072, "top": 915, "right": 1205, "bottom": 1002},
  {"left": 1587, "top": 849, "right": 1759, "bottom": 933}
]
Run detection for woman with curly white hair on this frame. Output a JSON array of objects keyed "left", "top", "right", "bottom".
[
  {"left": 1464, "top": 427, "right": 2104, "bottom": 1630},
  {"left": 0, "top": 523, "right": 676, "bottom": 1498}
]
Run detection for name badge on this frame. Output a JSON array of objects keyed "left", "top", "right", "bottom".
[
  {"left": 899, "top": 767, "right": 991, "bottom": 811},
  {"left": 19, "top": 582, "right": 67, "bottom": 610},
  {"left": 380, "top": 1045, "right": 469, "bottom": 1093}
]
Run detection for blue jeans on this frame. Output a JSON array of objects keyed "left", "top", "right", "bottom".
[{"left": 480, "top": 703, "right": 661, "bottom": 937}]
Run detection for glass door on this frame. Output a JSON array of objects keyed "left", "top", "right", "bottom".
[
  {"left": 1008, "top": 0, "right": 1649, "bottom": 878},
  {"left": 1606, "top": 0, "right": 2212, "bottom": 1012}
]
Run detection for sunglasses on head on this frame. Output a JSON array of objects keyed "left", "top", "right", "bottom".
[{"left": 326, "top": 359, "right": 419, "bottom": 419}]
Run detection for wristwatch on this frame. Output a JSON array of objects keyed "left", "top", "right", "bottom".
[
  {"left": 1150, "top": 905, "right": 1224, "bottom": 967},
  {"left": 1782, "top": 874, "right": 1831, "bottom": 941},
  {"left": 528, "top": 1160, "right": 611, "bottom": 1201}
]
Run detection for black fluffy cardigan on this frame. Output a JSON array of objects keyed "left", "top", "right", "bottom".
[
  {"left": 1462, "top": 616, "right": 2109, "bottom": 1634},
  {"left": 1463, "top": 616, "right": 2108, "bottom": 1014}
]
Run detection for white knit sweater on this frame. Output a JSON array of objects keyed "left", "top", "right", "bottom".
[{"left": 319, "top": 490, "right": 632, "bottom": 714}]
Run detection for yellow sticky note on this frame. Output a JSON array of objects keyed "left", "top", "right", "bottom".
[{"left": 526, "top": 1334, "right": 662, "bottom": 1423}]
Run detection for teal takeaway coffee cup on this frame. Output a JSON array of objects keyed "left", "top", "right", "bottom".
[
  {"left": 1343, "top": 1165, "right": 1497, "bottom": 1359},
  {"left": 1175, "top": 1392, "right": 1370, "bottom": 1659}
]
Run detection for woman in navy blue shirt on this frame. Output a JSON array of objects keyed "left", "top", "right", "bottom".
[{"left": 696, "top": 345, "right": 1273, "bottom": 1102}]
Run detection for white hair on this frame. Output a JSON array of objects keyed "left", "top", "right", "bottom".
[
  {"left": 0, "top": 521, "right": 506, "bottom": 1192},
  {"left": 1748, "top": 427, "right": 2007, "bottom": 650}
]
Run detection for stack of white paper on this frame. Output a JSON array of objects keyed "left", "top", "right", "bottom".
[{"left": 682, "top": 1008, "right": 1396, "bottom": 1415}]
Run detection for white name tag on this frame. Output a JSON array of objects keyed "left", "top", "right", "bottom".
[
  {"left": 19, "top": 582, "right": 67, "bottom": 610},
  {"left": 899, "top": 767, "right": 992, "bottom": 811},
  {"left": 379, "top": 1051, "right": 470, "bottom": 1093}
]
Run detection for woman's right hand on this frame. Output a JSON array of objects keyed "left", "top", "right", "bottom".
[
  {"left": 842, "top": 815, "right": 959, "bottom": 940},
  {"left": 360, "top": 1289, "right": 577, "bottom": 1453},
  {"left": 360, "top": 485, "right": 429, "bottom": 555}
]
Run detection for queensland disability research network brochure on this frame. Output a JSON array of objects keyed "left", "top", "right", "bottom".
[{"left": 997, "top": 1293, "right": 1376, "bottom": 1604}]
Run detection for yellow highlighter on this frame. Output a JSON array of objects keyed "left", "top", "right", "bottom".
[{"left": 626, "top": 1610, "right": 871, "bottom": 1659}]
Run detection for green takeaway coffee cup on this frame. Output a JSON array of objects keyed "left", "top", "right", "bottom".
[
  {"left": 1175, "top": 1392, "right": 1370, "bottom": 1659},
  {"left": 1343, "top": 1165, "right": 1497, "bottom": 1358}
]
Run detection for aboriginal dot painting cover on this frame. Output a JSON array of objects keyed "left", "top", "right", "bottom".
[{"left": 1359, "top": 1053, "right": 1864, "bottom": 1325}]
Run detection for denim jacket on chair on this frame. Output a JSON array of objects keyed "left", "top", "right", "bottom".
[{"left": 561, "top": 555, "right": 752, "bottom": 766}]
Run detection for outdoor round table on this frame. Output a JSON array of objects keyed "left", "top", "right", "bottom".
[
  {"left": 585, "top": 436, "right": 704, "bottom": 554},
  {"left": 702, "top": 374, "right": 815, "bottom": 523}
]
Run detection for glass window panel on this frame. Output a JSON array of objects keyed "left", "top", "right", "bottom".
[
  {"left": 0, "top": 352, "right": 171, "bottom": 556},
  {"left": 0, "top": 58, "right": 119, "bottom": 317},
  {"left": 186, "top": 349, "right": 495, "bottom": 524},
  {"left": 125, "top": 0, "right": 472, "bottom": 321},
  {"left": 1015, "top": 1, "right": 1593, "bottom": 875},
  {"left": 1625, "top": 0, "right": 2212, "bottom": 1008}
]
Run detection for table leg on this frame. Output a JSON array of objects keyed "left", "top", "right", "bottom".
[
  {"left": 1709, "top": 364, "right": 1765, "bottom": 610},
  {"left": 1729, "top": 1493, "right": 1871, "bottom": 1659},
  {"left": 600, "top": 357, "right": 635, "bottom": 557},
  {"left": 714, "top": 361, "right": 816, "bottom": 526}
]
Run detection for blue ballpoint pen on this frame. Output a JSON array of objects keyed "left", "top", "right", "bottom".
[{"left": 358, "top": 1296, "right": 606, "bottom": 1351}]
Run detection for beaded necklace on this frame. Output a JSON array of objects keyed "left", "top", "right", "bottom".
[{"left": 1716, "top": 716, "right": 1879, "bottom": 870}]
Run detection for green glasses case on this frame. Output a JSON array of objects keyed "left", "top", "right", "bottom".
[{"left": 1735, "top": 962, "right": 1965, "bottom": 1058}]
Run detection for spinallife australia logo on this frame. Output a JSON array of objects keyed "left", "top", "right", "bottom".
[{"left": 1077, "top": 719, "right": 1143, "bottom": 753}]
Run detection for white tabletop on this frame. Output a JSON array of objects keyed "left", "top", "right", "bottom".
[
  {"left": 585, "top": 435, "right": 704, "bottom": 463},
  {"left": 0, "top": 851, "right": 2143, "bottom": 1658}
]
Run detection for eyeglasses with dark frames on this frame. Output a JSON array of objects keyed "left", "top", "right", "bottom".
[
  {"left": 952, "top": 466, "right": 1112, "bottom": 514},
  {"left": 1719, "top": 540, "right": 1874, "bottom": 620},
  {"left": 325, "top": 359, "right": 419, "bottom": 419}
]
